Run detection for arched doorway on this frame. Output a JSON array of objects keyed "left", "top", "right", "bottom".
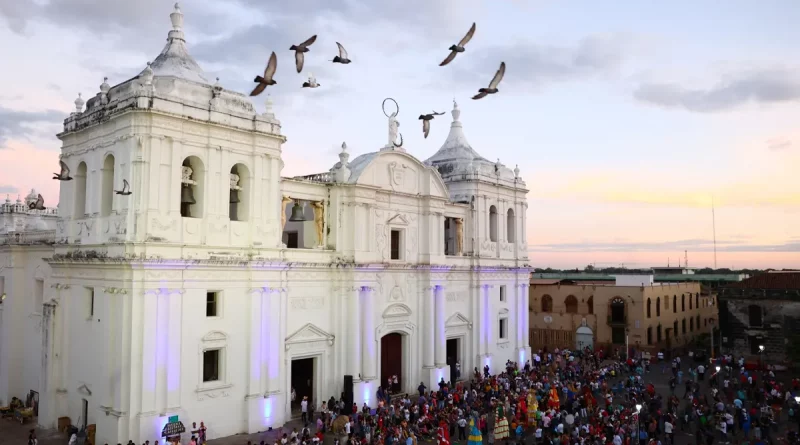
[
  {"left": 381, "top": 333, "right": 403, "bottom": 394},
  {"left": 575, "top": 325, "right": 594, "bottom": 351}
]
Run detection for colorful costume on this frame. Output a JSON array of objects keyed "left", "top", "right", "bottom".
[
  {"left": 467, "top": 418, "right": 482, "bottom": 445},
  {"left": 494, "top": 405, "right": 510, "bottom": 440},
  {"left": 547, "top": 387, "right": 560, "bottom": 409},
  {"left": 437, "top": 421, "right": 451, "bottom": 445},
  {"left": 527, "top": 392, "right": 538, "bottom": 426}
]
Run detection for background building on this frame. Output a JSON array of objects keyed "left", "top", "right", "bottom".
[
  {"left": 718, "top": 271, "right": 800, "bottom": 365},
  {"left": 0, "top": 5, "right": 530, "bottom": 444},
  {"left": 528, "top": 274, "right": 719, "bottom": 355}
]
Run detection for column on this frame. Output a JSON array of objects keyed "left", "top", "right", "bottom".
[
  {"left": 140, "top": 291, "right": 158, "bottom": 414},
  {"left": 423, "top": 286, "right": 435, "bottom": 368},
  {"left": 248, "top": 289, "right": 263, "bottom": 396},
  {"left": 154, "top": 291, "right": 169, "bottom": 413},
  {"left": 360, "top": 287, "right": 376, "bottom": 380},
  {"left": 349, "top": 288, "right": 361, "bottom": 380},
  {"left": 516, "top": 285, "right": 524, "bottom": 350},
  {"left": 482, "top": 285, "right": 491, "bottom": 349},
  {"left": 166, "top": 291, "right": 182, "bottom": 408},
  {"left": 434, "top": 285, "right": 446, "bottom": 367},
  {"left": 266, "top": 290, "right": 281, "bottom": 392},
  {"left": 522, "top": 285, "right": 530, "bottom": 350}
]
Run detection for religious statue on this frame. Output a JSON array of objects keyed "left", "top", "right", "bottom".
[
  {"left": 388, "top": 112, "right": 400, "bottom": 147},
  {"left": 281, "top": 196, "right": 292, "bottom": 230},
  {"left": 311, "top": 201, "right": 324, "bottom": 247},
  {"left": 454, "top": 218, "right": 464, "bottom": 255},
  {"left": 181, "top": 166, "right": 195, "bottom": 184}
]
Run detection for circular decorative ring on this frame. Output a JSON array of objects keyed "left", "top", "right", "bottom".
[{"left": 382, "top": 98, "right": 399, "bottom": 118}]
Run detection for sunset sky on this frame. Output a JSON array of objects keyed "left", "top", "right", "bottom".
[{"left": 0, "top": 0, "right": 797, "bottom": 269}]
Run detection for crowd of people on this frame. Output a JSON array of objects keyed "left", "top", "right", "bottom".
[{"left": 274, "top": 349, "right": 800, "bottom": 445}]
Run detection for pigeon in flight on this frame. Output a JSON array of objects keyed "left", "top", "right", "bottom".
[
  {"left": 53, "top": 160, "right": 73, "bottom": 181},
  {"left": 472, "top": 62, "right": 505, "bottom": 100},
  {"left": 440, "top": 22, "right": 476, "bottom": 67},
  {"left": 302, "top": 73, "right": 320, "bottom": 88},
  {"left": 418, "top": 111, "right": 445, "bottom": 138},
  {"left": 332, "top": 42, "right": 351, "bottom": 64},
  {"left": 29, "top": 194, "right": 46, "bottom": 210},
  {"left": 115, "top": 179, "right": 132, "bottom": 196},
  {"left": 250, "top": 52, "right": 278, "bottom": 97},
  {"left": 290, "top": 35, "right": 317, "bottom": 73}
]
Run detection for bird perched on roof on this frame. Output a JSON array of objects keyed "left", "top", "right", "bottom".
[
  {"left": 290, "top": 35, "right": 318, "bottom": 73},
  {"left": 440, "top": 22, "right": 476, "bottom": 67},
  {"left": 250, "top": 52, "right": 278, "bottom": 97},
  {"left": 472, "top": 62, "right": 505, "bottom": 100},
  {"left": 419, "top": 111, "right": 445, "bottom": 138},
  {"left": 302, "top": 73, "right": 320, "bottom": 88}
]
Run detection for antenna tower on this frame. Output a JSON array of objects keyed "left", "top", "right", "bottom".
[
  {"left": 685, "top": 250, "right": 688, "bottom": 268},
  {"left": 712, "top": 197, "right": 718, "bottom": 269}
]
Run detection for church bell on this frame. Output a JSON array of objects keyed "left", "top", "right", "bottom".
[
  {"left": 181, "top": 184, "right": 196, "bottom": 205},
  {"left": 288, "top": 202, "right": 306, "bottom": 222},
  {"left": 229, "top": 189, "right": 240, "bottom": 204}
]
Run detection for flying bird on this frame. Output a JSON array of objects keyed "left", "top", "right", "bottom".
[
  {"left": 440, "top": 22, "right": 476, "bottom": 67},
  {"left": 302, "top": 73, "right": 321, "bottom": 88},
  {"left": 250, "top": 52, "right": 278, "bottom": 97},
  {"left": 29, "top": 194, "right": 46, "bottom": 210},
  {"left": 53, "top": 160, "right": 73, "bottom": 181},
  {"left": 418, "top": 111, "right": 445, "bottom": 138},
  {"left": 332, "top": 42, "right": 351, "bottom": 64},
  {"left": 115, "top": 179, "right": 132, "bottom": 196},
  {"left": 472, "top": 61, "right": 505, "bottom": 100},
  {"left": 290, "top": 35, "right": 318, "bottom": 73}
]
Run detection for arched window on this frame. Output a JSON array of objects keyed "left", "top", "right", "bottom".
[
  {"left": 673, "top": 320, "right": 678, "bottom": 337},
  {"left": 587, "top": 296, "right": 594, "bottom": 315},
  {"left": 180, "top": 156, "right": 205, "bottom": 218},
  {"left": 681, "top": 294, "right": 686, "bottom": 312},
  {"left": 506, "top": 208, "right": 515, "bottom": 243},
  {"left": 646, "top": 298, "right": 652, "bottom": 318},
  {"left": 689, "top": 294, "right": 693, "bottom": 310},
  {"left": 682, "top": 318, "right": 686, "bottom": 334},
  {"left": 228, "top": 163, "right": 251, "bottom": 222},
  {"left": 656, "top": 325, "right": 662, "bottom": 342},
  {"left": 672, "top": 295, "right": 677, "bottom": 313},
  {"left": 647, "top": 327, "right": 652, "bottom": 345},
  {"left": 695, "top": 293, "right": 699, "bottom": 309},
  {"left": 74, "top": 161, "right": 88, "bottom": 217},
  {"left": 488, "top": 205, "right": 498, "bottom": 242},
  {"left": 690, "top": 317, "right": 694, "bottom": 332},
  {"left": 748, "top": 305, "right": 763, "bottom": 327},
  {"left": 541, "top": 295, "right": 553, "bottom": 313},
  {"left": 610, "top": 298, "right": 625, "bottom": 324},
  {"left": 100, "top": 154, "right": 115, "bottom": 216},
  {"left": 656, "top": 297, "right": 661, "bottom": 317},
  {"left": 565, "top": 295, "right": 578, "bottom": 314},
  {"left": 696, "top": 315, "right": 700, "bottom": 329}
]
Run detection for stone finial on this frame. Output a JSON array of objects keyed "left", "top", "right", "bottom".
[
  {"left": 100, "top": 77, "right": 110, "bottom": 94},
  {"left": 15, "top": 195, "right": 21, "bottom": 204},
  {"left": 74, "top": 93, "right": 85, "bottom": 113},
  {"left": 339, "top": 142, "right": 350, "bottom": 164},
  {"left": 214, "top": 77, "right": 221, "bottom": 88},
  {"left": 514, "top": 164, "right": 520, "bottom": 179},
  {"left": 141, "top": 62, "right": 154, "bottom": 86},
  {"left": 451, "top": 99, "right": 460, "bottom": 122},
  {"left": 265, "top": 95, "right": 274, "bottom": 115},
  {"left": 170, "top": 3, "right": 183, "bottom": 30}
]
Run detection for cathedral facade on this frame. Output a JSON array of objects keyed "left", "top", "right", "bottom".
[{"left": 0, "top": 5, "right": 530, "bottom": 444}]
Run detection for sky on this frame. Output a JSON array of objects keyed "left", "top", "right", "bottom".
[{"left": 0, "top": 0, "right": 798, "bottom": 270}]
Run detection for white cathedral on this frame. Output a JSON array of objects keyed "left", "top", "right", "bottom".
[{"left": 0, "top": 4, "right": 531, "bottom": 444}]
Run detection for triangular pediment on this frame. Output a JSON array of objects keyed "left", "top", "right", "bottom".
[
  {"left": 445, "top": 312, "right": 471, "bottom": 328},
  {"left": 285, "top": 323, "right": 334, "bottom": 344},
  {"left": 387, "top": 214, "right": 409, "bottom": 226}
]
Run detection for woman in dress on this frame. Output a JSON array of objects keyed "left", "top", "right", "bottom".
[
  {"left": 467, "top": 415, "right": 482, "bottom": 445},
  {"left": 493, "top": 404, "right": 510, "bottom": 442}
]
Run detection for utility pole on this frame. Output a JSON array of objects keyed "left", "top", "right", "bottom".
[{"left": 712, "top": 197, "right": 718, "bottom": 269}]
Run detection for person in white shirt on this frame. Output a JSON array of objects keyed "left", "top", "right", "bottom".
[{"left": 664, "top": 420, "right": 673, "bottom": 444}]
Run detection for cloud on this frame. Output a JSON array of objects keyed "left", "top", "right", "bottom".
[
  {"left": 634, "top": 69, "right": 800, "bottom": 113},
  {"left": 441, "top": 34, "right": 629, "bottom": 91},
  {"left": 0, "top": 185, "right": 17, "bottom": 194},
  {"left": 529, "top": 238, "right": 800, "bottom": 253},
  {"left": 767, "top": 137, "right": 792, "bottom": 151},
  {"left": 0, "top": 107, "right": 64, "bottom": 148}
]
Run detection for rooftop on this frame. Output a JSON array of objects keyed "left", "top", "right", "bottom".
[{"left": 723, "top": 271, "right": 800, "bottom": 290}]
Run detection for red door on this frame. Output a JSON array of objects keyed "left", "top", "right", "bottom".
[{"left": 381, "top": 333, "right": 402, "bottom": 393}]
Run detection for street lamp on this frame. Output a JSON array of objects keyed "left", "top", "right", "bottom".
[
  {"left": 634, "top": 404, "right": 642, "bottom": 442},
  {"left": 795, "top": 396, "right": 800, "bottom": 404},
  {"left": 759, "top": 344, "right": 765, "bottom": 369}
]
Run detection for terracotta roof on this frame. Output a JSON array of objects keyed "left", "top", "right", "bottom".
[{"left": 724, "top": 272, "right": 800, "bottom": 290}]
